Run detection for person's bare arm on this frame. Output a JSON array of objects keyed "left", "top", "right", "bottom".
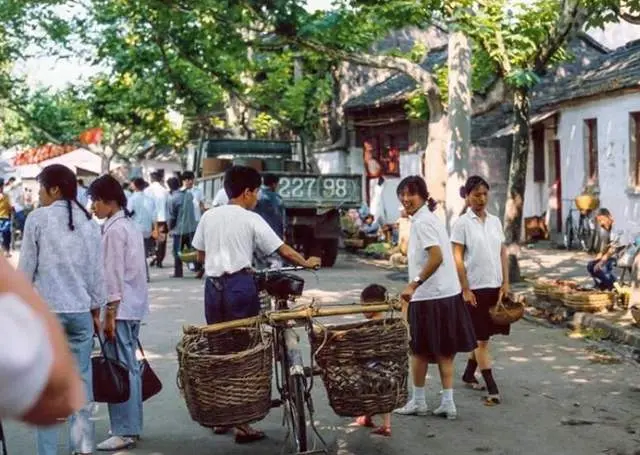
[
  {"left": 197, "top": 250, "right": 205, "bottom": 264},
  {"left": 0, "top": 257, "right": 84, "bottom": 425},
  {"left": 277, "top": 244, "right": 320, "bottom": 269},
  {"left": 401, "top": 245, "right": 443, "bottom": 302}
]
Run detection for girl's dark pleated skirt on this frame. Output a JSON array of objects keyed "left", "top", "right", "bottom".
[
  {"left": 408, "top": 293, "right": 478, "bottom": 362},
  {"left": 468, "top": 287, "right": 511, "bottom": 341}
]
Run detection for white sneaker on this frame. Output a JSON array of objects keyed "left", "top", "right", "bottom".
[
  {"left": 97, "top": 436, "right": 136, "bottom": 451},
  {"left": 433, "top": 401, "right": 457, "bottom": 420},
  {"left": 393, "top": 399, "right": 428, "bottom": 416}
]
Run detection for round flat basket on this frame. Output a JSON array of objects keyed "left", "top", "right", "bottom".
[
  {"left": 563, "top": 292, "right": 610, "bottom": 313},
  {"left": 631, "top": 305, "right": 640, "bottom": 325},
  {"left": 177, "top": 327, "right": 273, "bottom": 427},
  {"left": 489, "top": 297, "right": 525, "bottom": 325},
  {"left": 533, "top": 281, "right": 554, "bottom": 298},
  {"left": 309, "top": 318, "right": 409, "bottom": 417}
]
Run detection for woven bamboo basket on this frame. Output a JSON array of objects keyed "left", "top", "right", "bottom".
[
  {"left": 533, "top": 281, "right": 554, "bottom": 298},
  {"left": 563, "top": 291, "right": 611, "bottom": 313},
  {"left": 176, "top": 327, "right": 273, "bottom": 427},
  {"left": 309, "top": 318, "right": 409, "bottom": 417},
  {"left": 631, "top": 306, "right": 640, "bottom": 325},
  {"left": 489, "top": 296, "right": 525, "bottom": 325}
]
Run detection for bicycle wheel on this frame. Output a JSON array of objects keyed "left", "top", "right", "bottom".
[
  {"left": 577, "top": 216, "right": 592, "bottom": 252},
  {"left": 288, "top": 374, "right": 308, "bottom": 452},
  {"left": 563, "top": 216, "right": 575, "bottom": 250}
]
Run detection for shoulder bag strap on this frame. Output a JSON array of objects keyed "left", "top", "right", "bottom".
[
  {"left": 0, "top": 419, "right": 8, "bottom": 455},
  {"left": 136, "top": 339, "right": 146, "bottom": 360}
]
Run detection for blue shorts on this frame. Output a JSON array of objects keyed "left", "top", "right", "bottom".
[{"left": 204, "top": 271, "right": 261, "bottom": 324}]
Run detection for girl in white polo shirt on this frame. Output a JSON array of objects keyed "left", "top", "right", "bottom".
[
  {"left": 393, "top": 176, "right": 476, "bottom": 420},
  {"left": 451, "top": 175, "right": 509, "bottom": 406}
]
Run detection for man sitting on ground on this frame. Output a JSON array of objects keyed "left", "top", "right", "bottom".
[{"left": 587, "top": 208, "right": 625, "bottom": 290}]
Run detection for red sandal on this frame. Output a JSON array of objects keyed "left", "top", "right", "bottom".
[
  {"left": 371, "top": 426, "right": 391, "bottom": 437},
  {"left": 355, "top": 416, "right": 375, "bottom": 428}
]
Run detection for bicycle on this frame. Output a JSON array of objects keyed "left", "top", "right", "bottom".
[
  {"left": 563, "top": 199, "right": 594, "bottom": 251},
  {"left": 254, "top": 266, "right": 327, "bottom": 454}
]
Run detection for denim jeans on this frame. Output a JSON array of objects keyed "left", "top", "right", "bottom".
[
  {"left": 587, "top": 258, "right": 617, "bottom": 290},
  {"left": 104, "top": 320, "right": 143, "bottom": 437},
  {"left": 36, "top": 312, "right": 95, "bottom": 455}
]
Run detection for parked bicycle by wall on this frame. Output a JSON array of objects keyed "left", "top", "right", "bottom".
[{"left": 563, "top": 198, "right": 596, "bottom": 252}]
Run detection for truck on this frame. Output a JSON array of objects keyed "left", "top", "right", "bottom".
[{"left": 188, "top": 139, "right": 363, "bottom": 267}]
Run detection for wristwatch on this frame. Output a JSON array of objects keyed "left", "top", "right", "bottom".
[{"left": 413, "top": 277, "right": 424, "bottom": 286}]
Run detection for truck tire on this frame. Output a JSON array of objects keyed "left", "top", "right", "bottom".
[{"left": 321, "top": 239, "right": 340, "bottom": 268}]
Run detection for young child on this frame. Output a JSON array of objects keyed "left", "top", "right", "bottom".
[{"left": 355, "top": 284, "right": 392, "bottom": 437}]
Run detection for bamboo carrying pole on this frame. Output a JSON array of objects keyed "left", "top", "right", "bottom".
[{"left": 184, "top": 301, "right": 403, "bottom": 334}]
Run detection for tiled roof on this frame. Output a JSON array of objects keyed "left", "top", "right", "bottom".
[{"left": 343, "top": 47, "right": 447, "bottom": 111}]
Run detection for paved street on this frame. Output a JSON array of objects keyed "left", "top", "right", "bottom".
[{"left": 5, "top": 253, "right": 640, "bottom": 455}]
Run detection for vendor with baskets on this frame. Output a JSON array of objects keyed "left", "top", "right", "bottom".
[
  {"left": 393, "top": 176, "right": 477, "bottom": 420},
  {"left": 451, "top": 175, "right": 509, "bottom": 406},
  {"left": 191, "top": 165, "right": 320, "bottom": 443}
]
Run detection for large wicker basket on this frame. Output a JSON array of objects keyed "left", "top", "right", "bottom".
[
  {"left": 563, "top": 291, "right": 611, "bottom": 313},
  {"left": 489, "top": 296, "right": 525, "bottom": 325},
  {"left": 177, "top": 327, "right": 273, "bottom": 427},
  {"left": 310, "top": 318, "right": 409, "bottom": 417}
]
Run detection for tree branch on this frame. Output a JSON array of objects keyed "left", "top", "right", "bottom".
[{"left": 471, "top": 79, "right": 509, "bottom": 116}]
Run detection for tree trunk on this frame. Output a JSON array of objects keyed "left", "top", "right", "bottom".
[
  {"left": 503, "top": 87, "right": 530, "bottom": 283},
  {"left": 423, "top": 111, "right": 450, "bottom": 222},
  {"left": 445, "top": 30, "right": 472, "bottom": 230},
  {"left": 101, "top": 154, "right": 111, "bottom": 174}
]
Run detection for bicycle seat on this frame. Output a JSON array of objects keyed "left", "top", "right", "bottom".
[{"left": 256, "top": 272, "right": 305, "bottom": 299}]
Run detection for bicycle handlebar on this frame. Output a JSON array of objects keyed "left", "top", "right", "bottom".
[{"left": 254, "top": 266, "right": 311, "bottom": 275}]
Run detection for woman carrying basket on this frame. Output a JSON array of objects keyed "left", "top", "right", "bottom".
[
  {"left": 451, "top": 176, "right": 509, "bottom": 406},
  {"left": 393, "top": 176, "right": 477, "bottom": 420}
]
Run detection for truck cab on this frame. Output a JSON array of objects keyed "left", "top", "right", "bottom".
[{"left": 188, "top": 139, "right": 362, "bottom": 267}]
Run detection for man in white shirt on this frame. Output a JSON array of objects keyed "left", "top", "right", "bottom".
[
  {"left": 144, "top": 172, "right": 169, "bottom": 267},
  {"left": 191, "top": 165, "right": 320, "bottom": 443},
  {"left": 212, "top": 187, "right": 229, "bottom": 207},
  {"left": 0, "top": 257, "right": 84, "bottom": 426},
  {"left": 128, "top": 178, "right": 156, "bottom": 281}
]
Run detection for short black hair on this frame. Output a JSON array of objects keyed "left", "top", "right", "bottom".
[
  {"left": 77, "top": 178, "right": 85, "bottom": 186},
  {"left": 224, "top": 166, "right": 262, "bottom": 199},
  {"left": 263, "top": 173, "right": 279, "bottom": 187},
  {"left": 460, "top": 175, "right": 490, "bottom": 198},
  {"left": 361, "top": 284, "right": 387, "bottom": 303},
  {"left": 132, "top": 178, "right": 146, "bottom": 191},
  {"left": 596, "top": 208, "right": 611, "bottom": 217},
  {"left": 0, "top": 178, "right": 4, "bottom": 187},
  {"left": 182, "top": 171, "right": 195, "bottom": 181},
  {"left": 167, "top": 177, "right": 181, "bottom": 192}
]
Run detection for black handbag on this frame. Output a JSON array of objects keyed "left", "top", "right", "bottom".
[
  {"left": 137, "top": 340, "right": 162, "bottom": 401},
  {"left": 92, "top": 335, "right": 130, "bottom": 404}
]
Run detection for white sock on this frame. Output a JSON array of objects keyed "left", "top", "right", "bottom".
[
  {"left": 441, "top": 388, "right": 453, "bottom": 403},
  {"left": 413, "top": 386, "right": 426, "bottom": 404}
]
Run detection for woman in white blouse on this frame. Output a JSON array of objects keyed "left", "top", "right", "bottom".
[
  {"left": 88, "top": 175, "right": 149, "bottom": 451},
  {"left": 451, "top": 175, "right": 509, "bottom": 406},
  {"left": 393, "top": 176, "right": 476, "bottom": 420},
  {"left": 19, "top": 164, "right": 105, "bottom": 455}
]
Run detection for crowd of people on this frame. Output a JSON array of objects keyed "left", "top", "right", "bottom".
[{"left": 0, "top": 163, "right": 515, "bottom": 451}]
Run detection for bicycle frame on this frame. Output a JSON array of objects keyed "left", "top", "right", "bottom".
[{"left": 269, "top": 295, "right": 328, "bottom": 455}]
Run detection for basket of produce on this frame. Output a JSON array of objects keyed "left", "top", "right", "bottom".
[
  {"left": 310, "top": 318, "right": 409, "bottom": 417},
  {"left": 548, "top": 280, "right": 578, "bottom": 304},
  {"left": 489, "top": 295, "right": 525, "bottom": 325},
  {"left": 533, "top": 279, "right": 555, "bottom": 298},
  {"left": 177, "top": 326, "right": 273, "bottom": 428},
  {"left": 178, "top": 248, "right": 199, "bottom": 264},
  {"left": 631, "top": 305, "right": 640, "bottom": 325},
  {"left": 563, "top": 291, "right": 611, "bottom": 313}
]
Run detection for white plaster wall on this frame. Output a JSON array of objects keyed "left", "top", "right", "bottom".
[
  {"left": 315, "top": 150, "right": 347, "bottom": 174},
  {"left": 558, "top": 92, "right": 640, "bottom": 236}
]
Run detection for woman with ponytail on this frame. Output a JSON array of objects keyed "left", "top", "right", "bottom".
[
  {"left": 87, "top": 174, "right": 149, "bottom": 451},
  {"left": 19, "top": 164, "right": 105, "bottom": 455},
  {"left": 393, "top": 176, "right": 476, "bottom": 420},
  {"left": 451, "top": 175, "right": 510, "bottom": 406}
]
